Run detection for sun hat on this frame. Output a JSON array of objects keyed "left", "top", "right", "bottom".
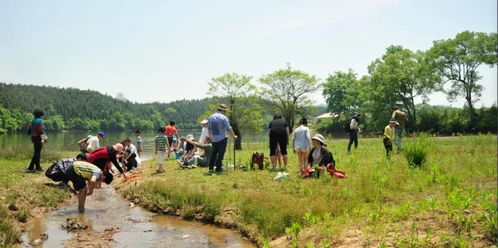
[
  {"left": 113, "top": 143, "right": 124, "bottom": 153},
  {"left": 201, "top": 119, "right": 208, "bottom": 124},
  {"left": 311, "top": 134, "right": 326, "bottom": 146},
  {"left": 217, "top": 104, "right": 228, "bottom": 111},
  {"left": 98, "top": 131, "right": 105, "bottom": 137}
]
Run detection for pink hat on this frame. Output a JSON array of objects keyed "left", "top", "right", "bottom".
[{"left": 113, "top": 143, "right": 124, "bottom": 153}]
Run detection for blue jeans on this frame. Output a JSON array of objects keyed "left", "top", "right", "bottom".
[{"left": 209, "top": 138, "right": 227, "bottom": 172}]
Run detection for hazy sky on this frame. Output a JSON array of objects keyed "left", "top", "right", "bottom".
[{"left": 1, "top": 0, "right": 496, "bottom": 107}]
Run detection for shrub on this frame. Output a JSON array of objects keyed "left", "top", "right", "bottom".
[{"left": 403, "top": 136, "right": 429, "bottom": 168}]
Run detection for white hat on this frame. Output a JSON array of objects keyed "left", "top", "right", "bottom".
[
  {"left": 186, "top": 134, "right": 195, "bottom": 141},
  {"left": 201, "top": 119, "right": 208, "bottom": 124},
  {"left": 311, "top": 134, "right": 326, "bottom": 146}
]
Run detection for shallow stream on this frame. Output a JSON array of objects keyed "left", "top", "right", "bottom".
[{"left": 22, "top": 185, "right": 254, "bottom": 248}]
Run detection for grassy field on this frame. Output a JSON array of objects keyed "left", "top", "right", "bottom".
[
  {"left": 121, "top": 134, "right": 497, "bottom": 247},
  {"left": 0, "top": 148, "right": 73, "bottom": 247}
]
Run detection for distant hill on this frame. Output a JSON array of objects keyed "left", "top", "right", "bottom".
[{"left": 0, "top": 83, "right": 215, "bottom": 131}]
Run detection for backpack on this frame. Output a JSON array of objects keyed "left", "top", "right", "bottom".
[{"left": 343, "top": 118, "right": 352, "bottom": 133}]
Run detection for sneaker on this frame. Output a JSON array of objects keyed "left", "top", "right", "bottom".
[
  {"left": 23, "top": 169, "right": 35, "bottom": 173},
  {"left": 35, "top": 168, "right": 43, "bottom": 172}
]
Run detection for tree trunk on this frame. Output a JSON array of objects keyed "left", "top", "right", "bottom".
[{"left": 229, "top": 98, "right": 242, "bottom": 150}]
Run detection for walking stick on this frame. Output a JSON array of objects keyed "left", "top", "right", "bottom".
[{"left": 233, "top": 137, "right": 236, "bottom": 167}]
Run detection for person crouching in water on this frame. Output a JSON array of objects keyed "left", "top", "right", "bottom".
[
  {"left": 45, "top": 154, "right": 113, "bottom": 213},
  {"left": 308, "top": 134, "right": 335, "bottom": 178},
  {"left": 383, "top": 120, "right": 398, "bottom": 158},
  {"left": 87, "top": 143, "right": 129, "bottom": 180},
  {"left": 121, "top": 137, "right": 139, "bottom": 172}
]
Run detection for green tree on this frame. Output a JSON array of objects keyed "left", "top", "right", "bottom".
[
  {"left": 428, "top": 31, "right": 498, "bottom": 127},
  {"left": 207, "top": 73, "right": 259, "bottom": 150},
  {"left": 259, "top": 64, "right": 321, "bottom": 129},
  {"left": 367, "top": 45, "right": 441, "bottom": 131},
  {"left": 322, "top": 69, "right": 361, "bottom": 117}
]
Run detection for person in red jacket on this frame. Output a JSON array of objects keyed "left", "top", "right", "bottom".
[{"left": 87, "top": 143, "right": 129, "bottom": 180}]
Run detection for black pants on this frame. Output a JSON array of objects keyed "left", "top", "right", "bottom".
[
  {"left": 28, "top": 136, "right": 43, "bottom": 170},
  {"left": 209, "top": 138, "right": 227, "bottom": 172},
  {"left": 126, "top": 154, "right": 138, "bottom": 171},
  {"left": 347, "top": 130, "right": 358, "bottom": 152},
  {"left": 383, "top": 137, "right": 393, "bottom": 157},
  {"left": 269, "top": 133, "right": 288, "bottom": 156}
]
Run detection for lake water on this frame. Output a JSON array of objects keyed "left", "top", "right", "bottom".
[{"left": 0, "top": 130, "right": 269, "bottom": 160}]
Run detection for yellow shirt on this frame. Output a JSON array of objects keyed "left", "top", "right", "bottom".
[
  {"left": 73, "top": 161, "right": 102, "bottom": 180},
  {"left": 384, "top": 125, "right": 394, "bottom": 140}
]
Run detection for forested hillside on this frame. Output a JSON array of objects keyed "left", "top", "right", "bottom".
[{"left": 0, "top": 83, "right": 215, "bottom": 131}]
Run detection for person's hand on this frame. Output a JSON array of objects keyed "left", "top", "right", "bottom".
[
  {"left": 233, "top": 135, "right": 238, "bottom": 140},
  {"left": 123, "top": 173, "right": 129, "bottom": 181}
]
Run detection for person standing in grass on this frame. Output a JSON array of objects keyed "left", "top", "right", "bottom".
[
  {"left": 26, "top": 109, "right": 46, "bottom": 172},
  {"left": 154, "top": 127, "right": 168, "bottom": 173},
  {"left": 165, "top": 121, "right": 179, "bottom": 159},
  {"left": 292, "top": 118, "right": 312, "bottom": 172},
  {"left": 391, "top": 106, "right": 408, "bottom": 153},
  {"left": 268, "top": 113, "right": 290, "bottom": 170},
  {"left": 134, "top": 130, "right": 143, "bottom": 157},
  {"left": 383, "top": 120, "right": 398, "bottom": 157},
  {"left": 347, "top": 113, "right": 361, "bottom": 153},
  {"left": 207, "top": 104, "right": 237, "bottom": 174}
]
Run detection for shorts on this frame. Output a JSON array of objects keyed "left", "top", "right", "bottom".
[
  {"left": 269, "top": 133, "right": 288, "bottom": 156},
  {"left": 295, "top": 147, "right": 309, "bottom": 153},
  {"left": 167, "top": 137, "right": 174, "bottom": 147},
  {"left": 157, "top": 150, "right": 165, "bottom": 165},
  {"left": 66, "top": 165, "right": 87, "bottom": 191}
]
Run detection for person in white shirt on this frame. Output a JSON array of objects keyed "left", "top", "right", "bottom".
[
  {"left": 347, "top": 113, "right": 361, "bottom": 152},
  {"left": 199, "top": 119, "right": 209, "bottom": 144},
  {"left": 78, "top": 131, "right": 104, "bottom": 153}
]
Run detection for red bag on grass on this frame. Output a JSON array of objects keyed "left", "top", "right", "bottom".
[{"left": 326, "top": 163, "right": 347, "bottom": 178}]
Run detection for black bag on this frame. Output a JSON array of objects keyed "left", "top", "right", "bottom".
[{"left": 343, "top": 118, "right": 352, "bottom": 133}]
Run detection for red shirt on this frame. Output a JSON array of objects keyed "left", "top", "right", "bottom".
[
  {"left": 165, "top": 125, "right": 177, "bottom": 137},
  {"left": 87, "top": 146, "right": 124, "bottom": 173}
]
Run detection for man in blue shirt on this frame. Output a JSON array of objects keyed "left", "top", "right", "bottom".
[{"left": 207, "top": 104, "right": 237, "bottom": 174}]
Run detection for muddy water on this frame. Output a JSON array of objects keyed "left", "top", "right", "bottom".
[{"left": 22, "top": 185, "right": 254, "bottom": 248}]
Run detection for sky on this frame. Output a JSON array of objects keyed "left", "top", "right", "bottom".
[{"left": 0, "top": 0, "right": 496, "bottom": 107}]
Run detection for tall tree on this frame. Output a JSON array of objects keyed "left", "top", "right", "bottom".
[
  {"left": 368, "top": 45, "right": 441, "bottom": 131},
  {"left": 322, "top": 69, "right": 361, "bottom": 117},
  {"left": 428, "top": 31, "right": 498, "bottom": 127},
  {"left": 207, "top": 73, "right": 257, "bottom": 150},
  {"left": 259, "top": 64, "right": 321, "bottom": 129}
]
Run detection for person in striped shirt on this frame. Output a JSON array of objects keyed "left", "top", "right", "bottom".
[
  {"left": 46, "top": 154, "right": 113, "bottom": 213},
  {"left": 154, "top": 127, "right": 169, "bottom": 173}
]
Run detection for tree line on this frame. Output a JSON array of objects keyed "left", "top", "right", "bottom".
[{"left": 320, "top": 30, "right": 497, "bottom": 134}]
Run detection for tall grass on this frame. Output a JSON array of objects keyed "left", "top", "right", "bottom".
[
  {"left": 121, "top": 135, "right": 497, "bottom": 247},
  {"left": 403, "top": 135, "right": 430, "bottom": 168}
]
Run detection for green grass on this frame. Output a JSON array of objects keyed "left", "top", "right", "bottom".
[
  {"left": 122, "top": 134, "right": 497, "bottom": 247},
  {"left": 0, "top": 151, "right": 73, "bottom": 247}
]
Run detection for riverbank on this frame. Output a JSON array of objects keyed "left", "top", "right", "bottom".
[
  {"left": 119, "top": 135, "right": 497, "bottom": 247},
  {"left": 0, "top": 150, "right": 73, "bottom": 247}
]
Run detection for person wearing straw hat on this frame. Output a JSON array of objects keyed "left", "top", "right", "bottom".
[
  {"left": 383, "top": 119, "right": 398, "bottom": 157},
  {"left": 199, "top": 119, "right": 210, "bottom": 144},
  {"left": 308, "top": 134, "right": 335, "bottom": 177},
  {"left": 207, "top": 104, "right": 237, "bottom": 174}
]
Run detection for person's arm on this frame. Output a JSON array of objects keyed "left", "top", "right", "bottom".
[
  {"left": 110, "top": 155, "right": 129, "bottom": 179},
  {"left": 223, "top": 117, "right": 237, "bottom": 139},
  {"left": 86, "top": 173, "right": 99, "bottom": 196},
  {"left": 184, "top": 138, "right": 200, "bottom": 147}
]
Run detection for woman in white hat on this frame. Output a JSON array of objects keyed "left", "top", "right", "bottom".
[{"left": 308, "top": 134, "right": 335, "bottom": 176}]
